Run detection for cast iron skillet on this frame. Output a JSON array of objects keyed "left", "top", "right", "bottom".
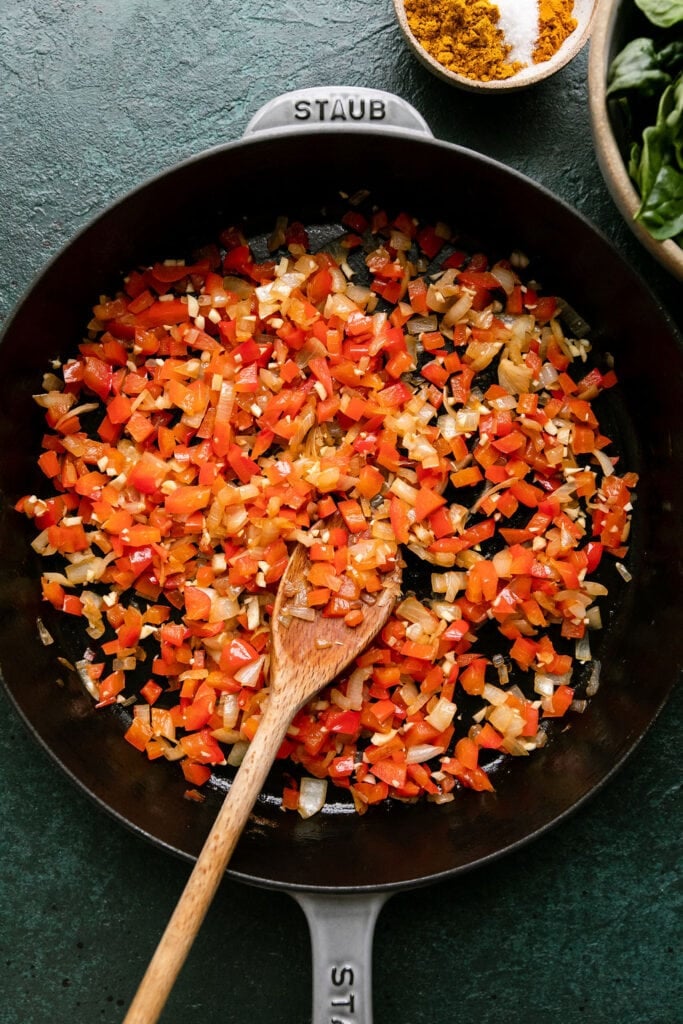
[{"left": 0, "top": 90, "right": 681, "bottom": 1021}]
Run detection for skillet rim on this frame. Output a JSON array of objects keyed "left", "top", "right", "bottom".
[{"left": 0, "top": 125, "right": 681, "bottom": 893}]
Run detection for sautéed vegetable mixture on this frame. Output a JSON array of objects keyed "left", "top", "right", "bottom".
[{"left": 17, "top": 206, "right": 636, "bottom": 816}]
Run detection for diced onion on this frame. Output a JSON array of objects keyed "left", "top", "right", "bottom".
[
  {"left": 396, "top": 596, "right": 438, "bottom": 632},
  {"left": 586, "top": 659, "right": 602, "bottom": 696},
  {"left": 75, "top": 659, "right": 100, "bottom": 700},
  {"left": 227, "top": 740, "right": 249, "bottom": 767},
  {"left": 454, "top": 409, "right": 480, "bottom": 433},
  {"left": 498, "top": 357, "right": 532, "bottom": 394},
  {"left": 487, "top": 393, "right": 517, "bottom": 411},
  {"left": 575, "top": 635, "right": 591, "bottom": 663},
  {"left": 406, "top": 744, "right": 444, "bottom": 764},
  {"left": 113, "top": 656, "right": 136, "bottom": 672},
  {"left": 211, "top": 727, "right": 242, "bottom": 744},
  {"left": 490, "top": 263, "right": 515, "bottom": 295},
  {"left": 407, "top": 315, "right": 438, "bottom": 335},
  {"left": 286, "top": 606, "right": 316, "bottom": 622},
  {"left": 298, "top": 777, "right": 328, "bottom": 819},
  {"left": 234, "top": 655, "right": 265, "bottom": 687},
  {"left": 36, "top": 618, "right": 54, "bottom": 646},
  {"left": 593, "top": 448, "right": 615, "bottom": 478},
  {"left": 500, "top": 735, "right": 530, "bottom": 756},
  {"left": 31, "top": 529, "right": 56, "bottom": 555},
  {"left": 442, "top": 291, "right": 474, "bottom": 326},
  {"left": 533, "top": 674, "right": 557, "bottom": 698},
  {"left": 586, "top": 605, "right": 603, "bottom": 630},
  {"left": 370, "top": 728, "right": 398, "bottom": 746},
  {"left": 425, "top": 697, "right": 457, "bottom": 732},
  {"left": 330, "top": 686, "right": 351, "bottom": 710},
  {"left": 346, "top": 667, "right": 371, "bottom": 711},
  {"left": 221, "top": 693, "right": 240, "bottom": 730},
  {"left": 160, "top": 740, "right": 186, "bottom": 762},
  {"left": 537, "top": 362, "right": 559, "bottom": 389},
  {"left": 482, "top": 683, "right": 508, "bottom": 706}
]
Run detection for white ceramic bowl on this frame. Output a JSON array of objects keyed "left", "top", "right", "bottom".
[
  {"left": 588, "top": 0, "right": 683, "bottom": 281},
  {"left": 393, "top": 0, "right": 596, "bottom": 91}
]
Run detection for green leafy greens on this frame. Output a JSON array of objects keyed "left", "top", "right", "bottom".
[
  {"left": 634, "top": 0, "right": 683, "bottom": 29},
  {"left": 608, "top": 37, "right": 677, "bottom": 97},
  {"left": 608, "top": 2, "right": 683, "bottom": 244}
]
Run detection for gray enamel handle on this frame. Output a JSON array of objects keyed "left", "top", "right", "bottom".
[
  {"left": 244, "top": 87, "right": 432, "bottom": 137},
  {"left": 293, "top": 892, "right": 389, "bottom": 1024}
]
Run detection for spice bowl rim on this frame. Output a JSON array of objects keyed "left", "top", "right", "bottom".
[{"left": 392, "top": 0, "right": 598, "bottom": 92}]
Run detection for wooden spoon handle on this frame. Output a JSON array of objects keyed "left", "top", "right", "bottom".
[{"left": 122, "top": 701, "right": 293, "bottom": 1024}]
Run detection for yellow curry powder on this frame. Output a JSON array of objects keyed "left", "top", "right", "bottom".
[
  {"left": 404, "top": 0, "right": 521, "bottom": 83},
  {"left": 534, "top": 0, "right": 577, "bottom": 63},
  {"left": 404, "top": 0, "right": 577, "bottom": 82}
]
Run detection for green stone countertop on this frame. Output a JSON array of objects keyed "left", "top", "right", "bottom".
[{"left": 0, "top": 2, "right": 681, "bottom": 1022}]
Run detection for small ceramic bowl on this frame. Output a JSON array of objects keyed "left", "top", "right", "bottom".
[
  {"left": 588, "top": 0, "right": 683, "bottom": 281},
  {"left": 393, "top": 0, "right": 597, "bottom": 92}
]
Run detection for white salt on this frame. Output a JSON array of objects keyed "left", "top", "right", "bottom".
[{"left": 496, "top": 0, "right": 539, "bottom": 67}]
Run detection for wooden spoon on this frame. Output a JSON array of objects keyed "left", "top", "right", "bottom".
[{"left": 123, "top": 525, "right": 402, "bottom": 1024}]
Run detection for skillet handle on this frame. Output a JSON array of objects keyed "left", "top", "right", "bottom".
[
  {"left": 244, "top": 87, "right": 432, "bottom": 138},
  {"left": 293, "top": 891, "right": 389, "bottom": 1024}
]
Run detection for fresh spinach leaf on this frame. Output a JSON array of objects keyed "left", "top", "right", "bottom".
[
  {"left": 635, "top": 0, "right": 683, "bottom": 28},
  {"left": 661, "top": 73, "right": 683, "bottom": 167},
  {"left": 658, "top": 40, "right": 683, "bottom": 73},
  {"left": 631, "top": 76, "right": 683, "bottom": 238},
  {"left": 608, "top": 5, "right": 683, "bottom": 247},
  {"left": 607, "top": 37, "right": 672, "bottom": 96},
  {"left": 637, "top": 121, "right": 667, "bottom": 200},
  {"left": 629, "top": 141, "right": 644, "bottom": 189},
  {"left": 636, "top": 163, "right": 683, "bottom": 237}
]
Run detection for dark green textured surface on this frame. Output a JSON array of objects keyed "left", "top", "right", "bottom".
[{"left": 0, "top": 2, "right": 681, "bottom": 1022}]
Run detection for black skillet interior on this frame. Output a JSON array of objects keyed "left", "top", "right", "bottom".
[{"left": 0, "top": 129, "right": 681, "bottom": 892}]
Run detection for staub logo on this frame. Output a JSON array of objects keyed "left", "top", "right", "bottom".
[
  {"left": 293, "top": 95, "right": 387, "bottom": 122},
  {"left": 328, "top": 963, "right": 356, "bottom": 1023}
]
